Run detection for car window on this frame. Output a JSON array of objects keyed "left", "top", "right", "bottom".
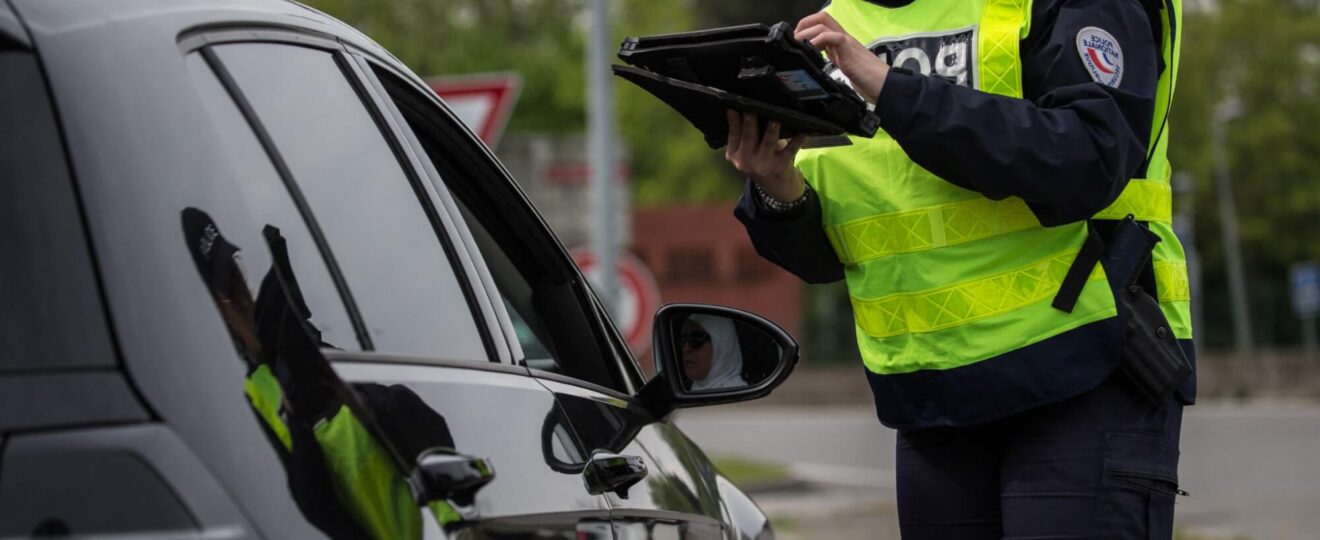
[
  {"left": 0, "top": 46, "right": 116, "bottom": 371},
  {"left": 369, "top": 65, "right": 636, "bottom": 393},
  {"left": 184, "top": 53, "right": 360, "bottom": 350},
  {"left": 212, "top": 43, "right": 487, "bottom": 362}
]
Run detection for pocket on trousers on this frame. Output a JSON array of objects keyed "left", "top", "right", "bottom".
[{"left": 1100, "top": 432, "right": 1183, "bottom": 539}]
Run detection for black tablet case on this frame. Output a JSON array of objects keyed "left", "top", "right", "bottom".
[{"left": 614, "top": 22, "right": 880, "bottom": 149}]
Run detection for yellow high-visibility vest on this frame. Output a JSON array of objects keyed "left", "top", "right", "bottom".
[{"left": 799, "top": 0, "right": 1190, "bottom": 376}]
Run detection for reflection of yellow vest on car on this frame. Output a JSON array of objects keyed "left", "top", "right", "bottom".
[
  {"left": 244, "top": 370, "right": 425, "bottom": 539},
  {"left": 798, "top": 0, "right": 1188, "bottom": 422},
  {"left": 245, "top": 368, "right": 465, "bottom": 539}
]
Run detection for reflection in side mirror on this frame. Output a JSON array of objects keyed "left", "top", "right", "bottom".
[
  {"left": 637, "top": 304, "right": 799, "bottom": 416},
  {"left": 408, "top": 447, "right": 495, "bottom": 507},
  {"left": 675, "top": 314, "right": 780, "bottom": 393}
]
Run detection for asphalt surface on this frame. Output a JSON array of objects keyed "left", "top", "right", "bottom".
[{"left": 676, "top": 401, "right": 1320, "bottom": 540}]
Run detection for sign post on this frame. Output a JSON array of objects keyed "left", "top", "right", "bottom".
[
  {"left": 572, "top": 249, "right": 661, "bottom": 358},
  {"left": 1291, "top": 261, "right": 1320, "bottom": 358}
]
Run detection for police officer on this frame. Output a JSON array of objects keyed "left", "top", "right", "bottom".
[{"left": 724, "top": 0, "right": 1194, "bottom": 536}]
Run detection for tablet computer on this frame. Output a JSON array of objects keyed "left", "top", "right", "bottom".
[{"left": 614, "top": 22, "right": 879, "bottom": 147}]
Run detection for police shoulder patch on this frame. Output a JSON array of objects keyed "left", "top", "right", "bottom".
[{"left": 1076, "top": 26, "right": 1123, "bottom": 87}]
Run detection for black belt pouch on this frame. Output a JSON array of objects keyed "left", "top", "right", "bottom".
[{"left": 1101, "top": 217, "right": 1193, "bottom": 405}]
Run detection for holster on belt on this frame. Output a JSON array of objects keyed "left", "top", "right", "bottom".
[{"left": 1053, "top": 215, "right": 1192, "bottom": 405}]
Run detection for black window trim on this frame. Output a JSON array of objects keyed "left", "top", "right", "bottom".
[
  {"left": 340, "top": 51, "right": 512, "bottom": 365},
  {"left": 182, "top": 23, "right": 648, "bottom": 393},
  {"left": 0, "top": 2, "right": 30, "bottom": 49},
  {"left": 323, "top": 350, "right": 530, "bottom": 378},
  {"left": 197, "top": 45, "right": 375, "bottom": 351},
  {"left": 187, "top": 28, "right": 504, "bottom": 362},
  {"left": 363, "top": 57, "right": 647, "bottom": 395}
]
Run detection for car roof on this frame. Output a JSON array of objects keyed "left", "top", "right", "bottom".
[{"left": 10, "top": 0, "right": 396, "bottom": 64}]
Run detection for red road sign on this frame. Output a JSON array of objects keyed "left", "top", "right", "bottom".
[
  {"left": 426, "top": 73, "right": 521, "bottom": 149},
  {"left": 572, "top": 249, "right": 661, "bottom": 356}
]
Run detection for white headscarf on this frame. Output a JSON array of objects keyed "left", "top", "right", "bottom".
[{"left": 688, "top": 315, "right": 748, "bottom": 391}]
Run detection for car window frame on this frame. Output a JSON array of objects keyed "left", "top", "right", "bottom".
[
  {"left": 180, "top": 27, "right": 503, "bottom": 363},
  {"left": 359, "top": 56, "right": 647, "bottom": 396}
]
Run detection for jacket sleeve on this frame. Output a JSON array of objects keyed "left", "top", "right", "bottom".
[
  {"left": 875, "top": 0, "right": 1161, "bottom": 226},
  {"left": 732, "top": 181, "right": 845, "bottom": 284}
]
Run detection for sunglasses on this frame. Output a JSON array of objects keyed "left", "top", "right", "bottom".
[{"left": 679, "top": 330, "right": 711, "bottom": 350}]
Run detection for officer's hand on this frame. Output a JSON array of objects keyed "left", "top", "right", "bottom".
[
  {"left": 724, "top": 110, "right": 807, "bottom": 202},
  {"left": 795, "top": 13, "right": 890, "bottom": 103}
]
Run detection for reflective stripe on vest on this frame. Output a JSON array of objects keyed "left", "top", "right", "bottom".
[
  {"left": 851, "top": 249, "right": 1104, "bottom": 338},
  {"left": 825, "top": 179, "right": 1172, "bottom": 265},
  {"left": 979, "top": 0, "right": 1029, "bottom": 97},
  {"left": 851, "top": 251, "right": 1189, "bottom": 339}
]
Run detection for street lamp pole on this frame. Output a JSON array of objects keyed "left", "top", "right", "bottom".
[
  {"left": 1211, "top": 97, "right": 1253, "bottom": 356},
  {"left": 587, "top": 0, "right": 619, "bottom": 315}
]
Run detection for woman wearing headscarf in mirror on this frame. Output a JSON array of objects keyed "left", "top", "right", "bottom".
[{"left": 680, "top": 315, "right": 748, "bottom": 391}]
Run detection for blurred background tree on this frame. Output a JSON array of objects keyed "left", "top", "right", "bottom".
[{"left": 1170, "top": 0, "right": 1320, "bottom": 348}]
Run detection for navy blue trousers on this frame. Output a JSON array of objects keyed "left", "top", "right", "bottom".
[{"left": 895, "top": 373, "right": 1184, "bottom": 539}]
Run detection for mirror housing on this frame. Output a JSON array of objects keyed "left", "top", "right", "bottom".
[
  {"left": 637, "top": 304, "right": 798, "bottom": 417},
  {"left": 407, "top": 447, "right": 495, "bottom": 507}
]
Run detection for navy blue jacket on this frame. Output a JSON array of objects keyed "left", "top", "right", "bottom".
[{"left": 735, "top": 0, "right": 1195, "bottom": 428}]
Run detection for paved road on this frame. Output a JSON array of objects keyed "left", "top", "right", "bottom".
[{"left": 676, "top": 401, "right": 1320, "bottom": 539}]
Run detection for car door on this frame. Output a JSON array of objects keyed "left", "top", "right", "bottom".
[
  {"left": 179, "top": 32, "right": 616, "bottom": 538},
  {"left": 358, "top": 59, "right": 733, "bottom": 539}
]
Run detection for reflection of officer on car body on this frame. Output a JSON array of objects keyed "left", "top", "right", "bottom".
[
  {"left": 182, "top": 208, "right": 465, "bottom": 540},
  {"left": 724, "top": 0, "right": 1193, "bottom": 536}
]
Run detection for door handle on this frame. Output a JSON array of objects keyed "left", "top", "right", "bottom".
[
  {"left": 583, "top": 451, "right": 648, "bottom": 498},
  {"left": 408, "top": 447, "right": 496, "bottom": 507}
]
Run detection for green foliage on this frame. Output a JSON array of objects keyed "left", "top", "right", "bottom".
[
  {"left": 304, "top": 0, "right": 587, "bottom": 132},
  {"left": 1169, "top": 0, "right": 1320, "bottom": 346},
  {"left": 301, "top": 0, "right": 750, "bottom": 205}
]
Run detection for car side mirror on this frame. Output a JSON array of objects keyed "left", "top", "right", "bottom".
[{"left": 637, "top": 304, "right": 798, "bottom": 417}]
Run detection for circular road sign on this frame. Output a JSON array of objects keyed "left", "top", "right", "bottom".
[{"left": 572, "top": 249, "right": 661, "bottom": 356}]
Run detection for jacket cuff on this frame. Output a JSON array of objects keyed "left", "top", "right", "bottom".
[
  {"left": 737, "top": 179, "right": 811, "bottom": 222},
  {"left": 875, "top": 67, "right": 921, "bottom": 135}
]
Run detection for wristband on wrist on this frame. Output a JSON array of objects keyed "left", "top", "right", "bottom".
[{"left": 753, "top": 181, "right": 811, "bottom": 214}]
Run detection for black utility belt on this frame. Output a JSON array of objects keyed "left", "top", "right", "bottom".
[{"left": 1053, "top": 216, "right": 1191, "bottom": 405}]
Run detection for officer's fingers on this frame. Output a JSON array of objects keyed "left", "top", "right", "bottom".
[
  {"left": 779, "top": 134, "right": 808, "bottom": 157},
  {"left": 795, "top": 12, "right": 844, "bottom": 36},
  {"left": 794, "top": 13, "right": 826, "bottom": 35},
  {"left": 725, "top": 110, "right": 742, "bottom": 157},
  {"left": 809, "top": 31, "right": 844, "bottom": 50},
  {"left": 795, "top": 24, "right": 831, "bottom": 44},
  {"left": 740, "top": 113, "right": 760, "bottom": 154},
  {"left": 758, "top": 121, "right": 782, "bottom": 156},
  {"left": 811, "top": 32, "right": 859, "bottom": 63},
  {"left": 818, "top": 13, "right": 845, "bottom": 33}
]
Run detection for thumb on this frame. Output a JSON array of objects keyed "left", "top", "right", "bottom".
[{"left": 779, "top": 134, "right": 808, "bottom": 157}]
